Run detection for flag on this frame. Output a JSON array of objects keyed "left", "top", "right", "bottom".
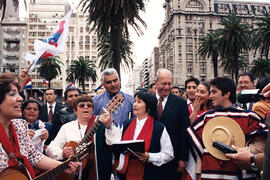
[
  {"left": 66, "top": 82, "right": 75, "bottom": 89},
  {"left": 25, "top": 10, "right": 72, "bottom": 72},
  {"left": 94, "top": 84, "right": 103, "bottom": 92},
  {"left": 43, "top": 80, "right": 48, "bottom": 85},
  {"left": 23, "top": 79, "right": 32, "bottom": 90}
]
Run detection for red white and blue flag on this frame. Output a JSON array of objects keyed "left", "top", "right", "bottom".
[
  {"left": 43, "top": 80, "right": 49, "bottom": 85},
  {"left": 66, "top": 82, "right": 75, "bottom": 89},
  {"left": 23, "top": 79, "right": 32, "bottom": 90},
  {"left": 25, "top": 10, "right": 72, "bottom": 72}
]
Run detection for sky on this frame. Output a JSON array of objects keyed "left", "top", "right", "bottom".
[{"left": 129, "top": 1, "right": 165, "bottom": 66}]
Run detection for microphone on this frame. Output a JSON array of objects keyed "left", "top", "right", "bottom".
[{"left": 237, "top": 89, "right": 264, "bottom": 103}]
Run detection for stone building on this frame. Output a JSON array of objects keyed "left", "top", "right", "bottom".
[
  {"left": 158, "top": 0, "right": 270, "bottom": 87},
  {"left": 27, "top": 0, "right": 99, "bottom": 96},
  {"left": 0, "top": 0, "right": 27, "bottom": 75}
]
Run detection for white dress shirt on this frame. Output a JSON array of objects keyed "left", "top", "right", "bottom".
[
  {"left": 47, "top": 102, "right": 56, "bottom": 114},
  {"left": 45, "top": 120, "right": 87, "bottom": 160},
  {"left": 105, "top": 117, "right": 174, "bottom": 166}
]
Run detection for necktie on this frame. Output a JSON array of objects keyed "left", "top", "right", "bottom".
[
  {"left": 157, "top": 97, "right": 163, "bottom": 120},
  {"left": 48, "top": 105, "right": 53, "bottom": 122}
]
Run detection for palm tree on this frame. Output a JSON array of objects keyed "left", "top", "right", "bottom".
[
  {"left": 198, "top": 32, "right": 220, "bottom": 77},
  {"left": 66, "top": 56, "right": 97, "bottom": 92},
  {"left": 251, "top": 12, "right": 270, "bottom": 59},
  {"left": 97, "top": 32, "right": 134, "bottom": 72},
  {"left": 221, "top": 56, "right": 246, "bottom": 80},
  {"left": 0, "top": 0, "right": 28, "bottom": 21},
  {"left": 80, "top": 0, "right": 146, "bottom": 78},
  {"left": 250, "top": 58, "right": 270, "bottom": 79},
  {"left": 217, "top": 13, "right": 251, "bottom": 82},
  {"left": 38, "top": 56, "right": 62, "bottom": 88}
]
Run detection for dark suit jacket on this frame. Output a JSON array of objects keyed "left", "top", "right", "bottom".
[
  {"left": 157, "top": 93, "right": 190, "bottom": 179},
  {"left": 40, "top": 103, "right": 63, "bottom": 122}
]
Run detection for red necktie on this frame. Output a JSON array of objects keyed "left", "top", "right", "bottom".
[
  {"left": 48, "top": 105, "right": 53, "bottom": 122},
  {"left": 157, "top": 97, "right": 163, "bottom": 120}
]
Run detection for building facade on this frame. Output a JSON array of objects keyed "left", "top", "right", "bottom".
[
  {"left": 158, "top": 0, "right": 270, "bottom": 87},
  {"left": 27, "top": 0, "right": 99, "bottom": 97},
  {"left": 0, "top": 0, "right": 27, "bottom": 76},
  {"left": 27, "top": 0, "right": 66, "bottom": 96}
]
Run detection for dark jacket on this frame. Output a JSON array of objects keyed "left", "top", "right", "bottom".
[
  {"left": 50, "top": 105, "right": 77, "bottom": 141},
  {"left": 40, "top": 103, "right": 64, "bottom": 122},
  {"left": 156, "top": 93, "right": 190, "bottom": 179}
]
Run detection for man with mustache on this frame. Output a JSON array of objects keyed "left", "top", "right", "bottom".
[{"left": 93, "top": 68, "right": 134, "bottom": 127}]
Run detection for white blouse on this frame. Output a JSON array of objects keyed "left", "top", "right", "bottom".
[
  {"left": 45, "top": 120, "right": 87, "bottom": 160},
  {"left": 105, "top": 117, "right": 174, "bottom": 166}
]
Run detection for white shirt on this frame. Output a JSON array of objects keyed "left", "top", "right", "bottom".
[
  {"left": 47, "top": 102, "right": 56, "bottom": 115},
  {"left": 45, "top": 120, "right": 87, "bottom": 160},
  {"left": 105, "top": 117, "right": 174, "bottom": 166}
]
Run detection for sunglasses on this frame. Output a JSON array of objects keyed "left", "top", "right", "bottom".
[{"left": 78, "top": 103, "right": 93, "bottom": 108}]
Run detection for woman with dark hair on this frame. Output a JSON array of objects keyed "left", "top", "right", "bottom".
[
  {"left": 0, "top": 73, "right": 79, "bottom": 178},
  {"left": 189, "top": 81, "right": 213, "bottom": 123},
  {"left": 105, "top": 91, "right": 174, "bottom": 180},
  {"left": 22, "top": 100, "right": 49, "bottom": 152}
]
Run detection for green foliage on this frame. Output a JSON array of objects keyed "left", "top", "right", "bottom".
[
  {"left": 250, "top": 58, "right": 270, "bottom": 79},
  {"left": 251, "top": 12, "right": 270, "bottom": 58},
  {"left": 97, "top": 32, "right": 134, "bottom": 72},
  {"left": 38, "top": 56, "right": 62, "bottom": 88},
  {"left": 217, "top": 13, "right": 250, "bottom": 82},
  {"left": 80, "top": 0, "right": 146, "bottom": 77},
  {"left": 198, "top": 32, "right": 220, "bottom": 77},
  {"left": 66, "top": 57, "right": 97, "bottom": 92}
]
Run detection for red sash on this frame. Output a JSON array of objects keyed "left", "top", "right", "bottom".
[
  {"left": 0, "top": 122, "right": 35, "bottom": 178},
  {"left": 86, "top": 115, "right": 97, "bottom": 133},
  {"left": 114, "top": 115, "right": 154, "bottom": 180}
]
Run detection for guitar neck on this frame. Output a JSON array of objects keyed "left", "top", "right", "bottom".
[
  {"left": 77, "top": 118, "right": 103, "bottom": 148},
  {"left": 34, "top": 159, "right": 71, "bottom": 180}
]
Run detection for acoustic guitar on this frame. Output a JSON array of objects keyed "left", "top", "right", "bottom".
[
  {"left": 0, "top": 94, "right": 124, "bottom": 180},
  {"left": 0, "top": 141, "right": 92, "bottom": 180},
  {"left": 56, "top": 93, "right": 124, "bottom": 180}
]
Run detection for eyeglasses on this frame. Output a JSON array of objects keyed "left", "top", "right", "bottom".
[{"left": 78, "top": 103, "right": 93, "bottom": 108}]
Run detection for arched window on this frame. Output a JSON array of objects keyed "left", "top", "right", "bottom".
[{"left": 185, "top": 0, "right": 204, "bottom": 11}]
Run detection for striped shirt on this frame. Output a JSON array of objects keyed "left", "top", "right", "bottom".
[{"left": 187, "top": 108, "right": 268, "bottom": 179}]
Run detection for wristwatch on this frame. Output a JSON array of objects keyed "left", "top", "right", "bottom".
[{"left": 250, "top": 154, "right": 259, "bottom": 171}]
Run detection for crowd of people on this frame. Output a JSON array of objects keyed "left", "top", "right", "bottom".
[{"left": 0, "top": 68, "right": 270, "bottom": 180}]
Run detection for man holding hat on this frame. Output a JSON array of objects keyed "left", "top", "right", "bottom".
[{"left": 187, "top": 77, "right": 268, "bottom": 179}]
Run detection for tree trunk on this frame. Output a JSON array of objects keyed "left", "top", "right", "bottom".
[
  {"left": 213, "top": 53, "right": 218, "bottom": 78},
  {"left": 233, "top": 48, "right": 239, "bottom": 83},
  {"left": 110, "top": 10, "right": 122, "bottom": 79},
  {"left": 48, "top": 80, "right": 51, "bottom": 88},
  {"left": 82, "top": 81, "right": 85, "bottom": 92}
]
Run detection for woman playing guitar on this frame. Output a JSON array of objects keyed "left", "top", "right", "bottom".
[
  {"left": 0, "top": 72, "right": 80, "bottom": 180},
  {"left": 46, "top": 95, "right": 121, "bottom": 180}
]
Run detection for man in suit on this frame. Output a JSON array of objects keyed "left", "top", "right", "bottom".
[
  {"left": 40, "top": 88, "right": 63, "bottom": 123},
  {"left": 237, "top": 72, "right": 255, "bottom": 110},
  {"left": 154, "top": 68, "right": 190, "bottom": 179},
  {"left": 40, "top": 88, "right": 63, "bottom": 145}
]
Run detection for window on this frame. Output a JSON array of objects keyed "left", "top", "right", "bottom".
[
  {"left": 185, "top": 0, "right": 204, "bottom": 11},
  {"left": 187, "top": 45, "right": 193, "bottom": 52},
  {"left": 200, "top": 61, "right": 206, "bottom": 74},
  {"left": 187, "top": 62, "right": 193, "bottom": 74}
]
